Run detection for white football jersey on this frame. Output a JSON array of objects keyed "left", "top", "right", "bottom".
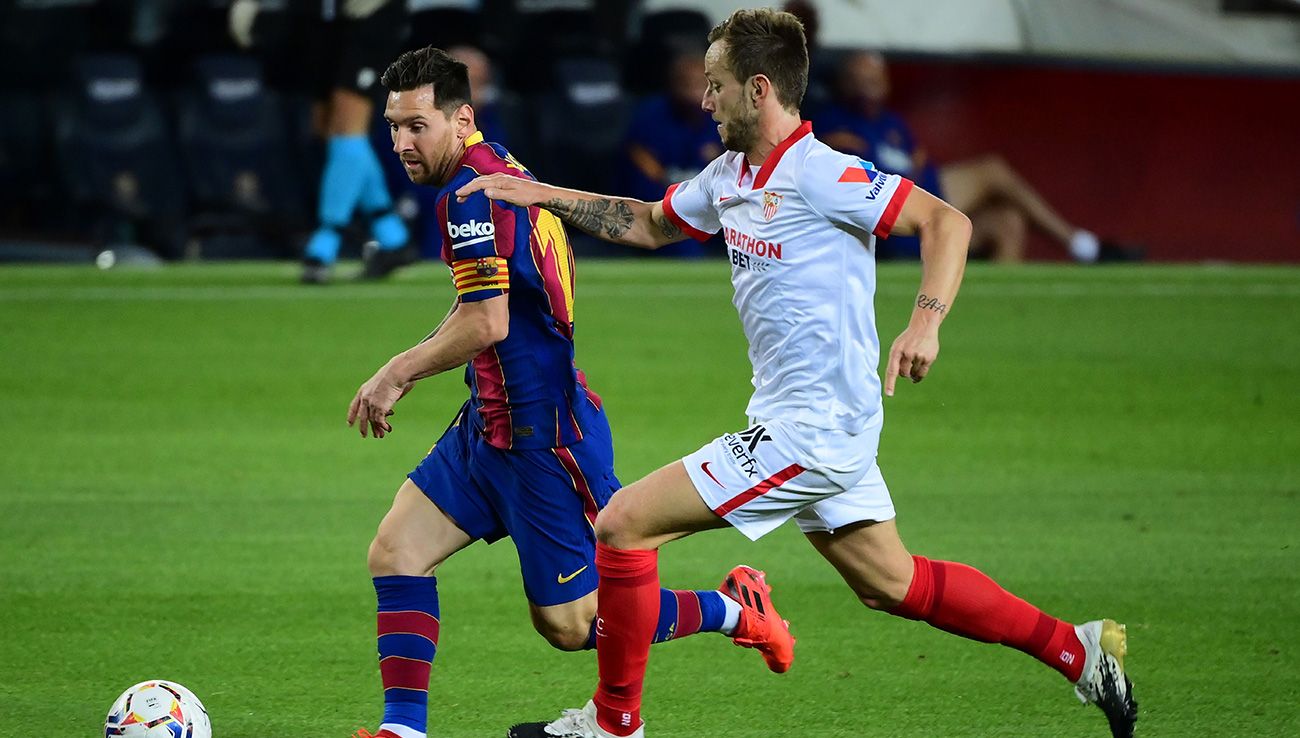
[{"left": 662, "top": 121, "right": 914, "bottom": 433}]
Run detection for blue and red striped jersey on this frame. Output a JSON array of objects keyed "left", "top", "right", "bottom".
[{"left": 434, "top": 131, "right": 603, "bottom": 450}]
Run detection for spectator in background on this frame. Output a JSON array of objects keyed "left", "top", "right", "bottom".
[
  {"left": 817, "top": 51, "right": 1137, "bottom": 263},
  {"left": 619, "top": 48, "right": 723, "bottom": 258},
  {"left": 230, "top": 0, "right": 416, "bottom": 283}
]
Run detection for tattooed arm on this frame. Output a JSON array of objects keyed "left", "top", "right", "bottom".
[
  {"left": 453, "top": 173, "right": 685, "bottom": 249},
  {"left": 882, "top": 186, "right": 972, "bottom": 397}
]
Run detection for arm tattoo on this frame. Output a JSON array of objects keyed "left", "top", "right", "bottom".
[
  {"left": 916, "top": 293, "right": 949, "bottom": 315},
  {"left": 543, "top": 197, "right": 635, "bottom": 241},
  {"left": 653, "top": 210, "right": 683, "bottom": 241}
]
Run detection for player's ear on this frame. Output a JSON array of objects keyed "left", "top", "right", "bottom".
[
  {"left": 454, "top": 103, "right": 475, "bottom": 136},
  {"left": 750, "top": 74, "right": 768, "bottom": 106}
]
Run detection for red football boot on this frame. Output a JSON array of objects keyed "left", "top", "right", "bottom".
[{"left": 721, "top": 565, "right": 795, "bottom": 673}]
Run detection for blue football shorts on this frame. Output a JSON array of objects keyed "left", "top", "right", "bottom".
[{"left": 408, "top": 404, "right": 619, "bottom": 607}]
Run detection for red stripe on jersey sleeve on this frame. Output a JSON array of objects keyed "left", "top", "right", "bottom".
[
  {"left": 662, "top": 182, "right": 713, "bottom": 243},
  {"left": 873, "top": 177, "right": 915, "bottom": 239},
  {"left": 490, "top": 199, "right": 517, "bottom": 258}
]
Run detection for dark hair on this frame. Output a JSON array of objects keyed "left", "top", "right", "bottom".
[
  {"left": 381, "top": 46, "right": 471, "bottom": 112},
  {"left": 707, "top": 8, "right": 809, "bottom": 113}
]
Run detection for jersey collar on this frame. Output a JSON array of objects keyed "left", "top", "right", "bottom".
[
  {"left": 454, "top": 129, "right": 485, "bottom": 172},
  {"left": 749, "top": 120, "right": 812, "bottom": 190}
]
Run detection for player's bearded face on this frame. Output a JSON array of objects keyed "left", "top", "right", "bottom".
[
  {"left": 385, "top": 87, "right": 461, "bottom": 186},
  {"left": 718, "top": 94, "right": 760, "bottom": 152}
]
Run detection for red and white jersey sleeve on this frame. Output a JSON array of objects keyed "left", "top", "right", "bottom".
[
  {"left": 661, "top": 153, "right": 732, "bottom": 242},
  {"left": 798, "top": 146, "right": 914, "bottom": 240}
]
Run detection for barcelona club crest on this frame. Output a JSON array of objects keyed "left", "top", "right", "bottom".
[
  {"left": 475, "top": 257, "right": 499, "bottom": 278},
  {"left": 761, "top": 190, "right": 783, "bottom": 221}
]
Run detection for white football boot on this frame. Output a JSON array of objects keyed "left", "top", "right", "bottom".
[
  {"left": 1074, "top": 619, "right": 1139, "bottom": 737},
  {"left": 507, "top": 700, "right": 644, "bottom": 738}
]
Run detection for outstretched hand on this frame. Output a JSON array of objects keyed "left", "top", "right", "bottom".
[
  {"left": 884, "top": 324, "right": 940, "bottom": 397},
  {"left": 347, "top": 366, "right": 413, "bottom": 439},
  {"left": 455, "top": 173, "right": 548, "bottom": 206}
]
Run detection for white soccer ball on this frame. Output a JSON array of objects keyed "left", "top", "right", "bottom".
[{"left": 104, "top": 680, "right": 212, "bottom": 738}]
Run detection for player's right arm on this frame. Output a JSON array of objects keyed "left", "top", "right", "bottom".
[{"left": 454, "top": 174, "right": 685, "bottom": 249}]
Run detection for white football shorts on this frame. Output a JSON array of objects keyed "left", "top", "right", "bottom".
[{"left": 682, "top": 416, "right": 895, "bottom": 540}]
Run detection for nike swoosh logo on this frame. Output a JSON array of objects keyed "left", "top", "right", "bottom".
[
  {"left": 718, "top": 196, "right": 733, "bottom": 203},
  {"left": 701, "top": 462, "right": 725, "bottom": 488},
  {"left": 557, "top": 565, "right": 589, "bottom": 584}
]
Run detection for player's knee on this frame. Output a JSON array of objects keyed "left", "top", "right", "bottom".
[
  {"left": 367, "top": 531, "right": 433, "bottom": 577},
  {"left": 534, "top": 619, "right": 592, "bottom": 652},
  {"left": 593, "top": 499, "right": 637, "bottom": 547},
  {"left": 594, "top": 513, "right": 650, "bottom": 549}
]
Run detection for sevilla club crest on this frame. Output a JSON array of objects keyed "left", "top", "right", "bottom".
[{"left": 761, "top": 190, "right": 783, "bottom": 221}]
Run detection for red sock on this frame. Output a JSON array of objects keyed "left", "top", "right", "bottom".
[
  {"left": 890, "top": 555, "right": 1086, "bottom": 682},
  {"left": 591, "top": 542, "right": 659, "bottom": 736}
]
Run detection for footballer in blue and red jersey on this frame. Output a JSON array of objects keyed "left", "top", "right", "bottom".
[
  {"left": 407, "top": 128, "right": 616, "bottom": 605},
  {"left": 437, "top": 130, "right": 603, "bottom": 452}
]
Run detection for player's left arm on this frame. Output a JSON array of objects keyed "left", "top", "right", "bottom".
[
  {"left": 883, "top": 187, "right": 971, "bottom": 396},
  {"left": 347, "top": 295, "right": 509, "bottom": 438}
]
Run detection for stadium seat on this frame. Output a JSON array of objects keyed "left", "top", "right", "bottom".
[
  {"left": 494, "top": 8, "right": 603, "bottom": 93},
  {"left": 532, "top": 57, "right": 632, "bottom": 194},
  {"left": 52, "top": 55, "right": 189, "bottom": 257},
  {"left": 175, "top": 54, "right": 307, "bottom": 258},
  {"left": 0, "top": 93, "right": 59, "bottom": 232},
  {"left": 625, "top": 8, "right": 713, "bottom": 93},
  {"left": 409, "top": 6, "right": 483, "bottom": 48},
  {"left": 0, "top": 0, "right": 125, "bottom": 92}
]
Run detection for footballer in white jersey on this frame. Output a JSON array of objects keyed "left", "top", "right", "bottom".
[
  {"left": 662, "top": 121, "right": 915, "bottom": 538},
  {"left": 664, "top": 121, "right": 911, "bottom": 434},
  {"left": 459, "top": 9, "right": 1136, "bottom": 738}
]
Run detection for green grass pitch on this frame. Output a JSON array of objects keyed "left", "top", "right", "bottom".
[{"left": 0, "top": 260, "right": 1297, "bottom": 736}]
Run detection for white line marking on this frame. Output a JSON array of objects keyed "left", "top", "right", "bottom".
[{"left": 1, "top": 282, "right": 1298, "bottom": 303}]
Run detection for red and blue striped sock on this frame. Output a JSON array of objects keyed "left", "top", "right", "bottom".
[
  {"left": 374, "top": 575, "right": 440, "bottom": 738},
  {"left": 581, "top": 588, "right": 729, "bottom": 649},
  {"left": 653, "top": 589, "right": 730, "bottom": 642}
]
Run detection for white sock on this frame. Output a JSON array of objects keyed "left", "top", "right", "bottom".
[
  {"left": 1070, "top": 229, "right": 1100, "bottom": 263},
  {"left": 720, "top": 593, "right": 743, "bottom": 636},
  {"left": 379, "top": 723, "right": 426, "bottom": 738}
]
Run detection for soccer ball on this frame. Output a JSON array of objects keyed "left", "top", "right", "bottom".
[{"left": 104, "top": 680, "right": 211, "bottom": 738}]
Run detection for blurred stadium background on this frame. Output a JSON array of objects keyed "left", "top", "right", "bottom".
[
  {"left": 0, "top": 0, "right": 1296, "bottom": 264},
  {"left": 2, "top": 1, "right": 1299, "bottom": 737}
]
